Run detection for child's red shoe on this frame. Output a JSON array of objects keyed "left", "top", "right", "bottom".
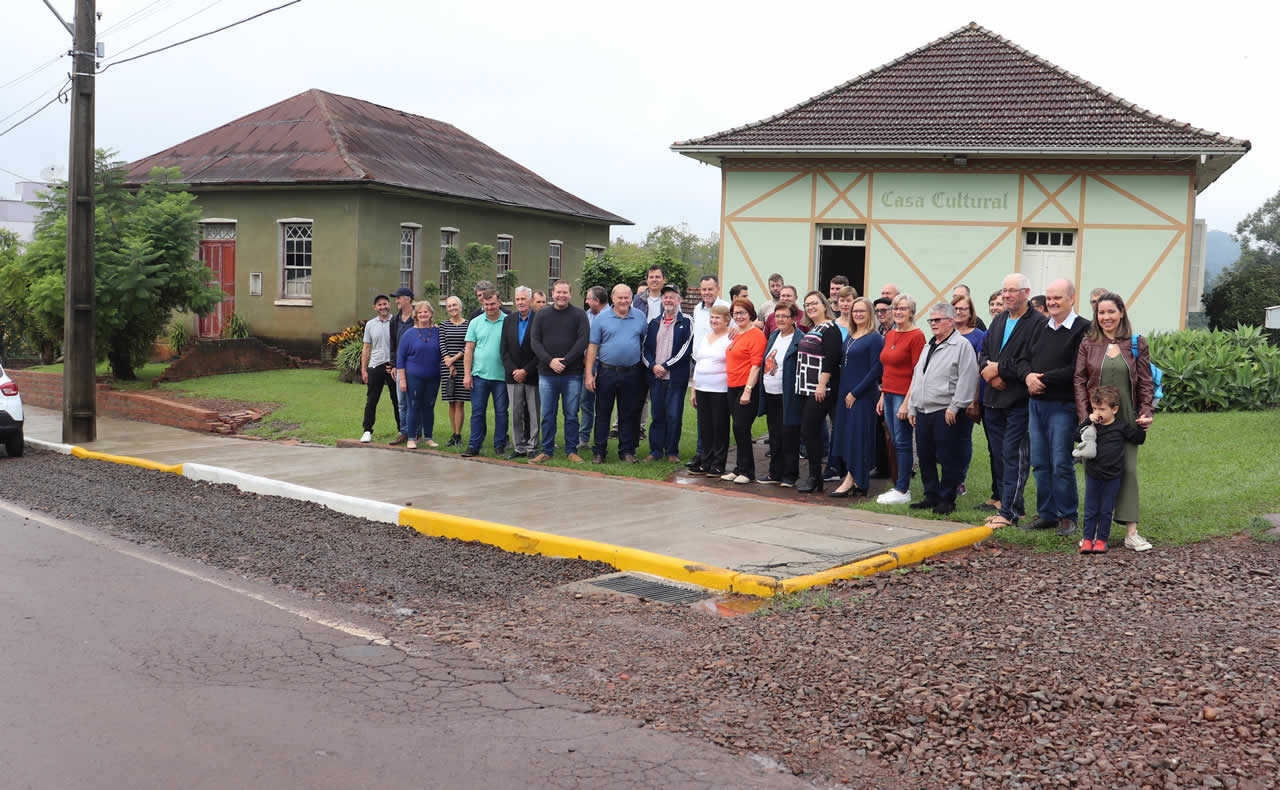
[
  {"left": 1093, "top": 540, "right": 1108, "bottom": 554},
  {"left": 1079, "top": 539, "right": 1093, "bottom": 554}
]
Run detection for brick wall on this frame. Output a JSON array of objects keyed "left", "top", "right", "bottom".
[
  {"left": 9, "top": 370, "right": 222, "bottom": 433},
  {"left": 155, "top": 337, "right": 300, "bottom": 384}
]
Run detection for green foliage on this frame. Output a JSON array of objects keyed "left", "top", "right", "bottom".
[
  {"left": 754, "top": 588, "right": 843, "bottom": 616},
  {"left": 496, "top": 268, "right": 520, "bottom": 302},
  {"left": 1203, "top": 187, "right": 1280, "bottom": 344},
  {"left": 12, "top": 151, "right": 222, "bottom": 379},
  {"left": 441, "top": 242, "right": 494, "bottom": 315},
  {"left": 335, "top": 340, "right": 363, "bottom": 379},
  {"left": 420, "top": 280, "right": 440, "bottom": 305},
  {"left": 579, "top": 223, "right": 715, "bottom": 297},
  {"left": 1148, "top": 327, "right": 1280, "bottom": 412},
  {"left": 580, "top": 248, "right": 689, "bottom": 298},
  {"left": 167, "top": 321, "right": 191, "bottom": 355},
  {"left": 220, "top": 312, "right": 250, "bottom": 339}
]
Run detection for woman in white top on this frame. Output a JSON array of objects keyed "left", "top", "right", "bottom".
[
  {"left": 761, "top": 301, "right": 802, "bottom": 486},
  {"left": 689, "top": 304, "right": 732, "bottom": 476}
]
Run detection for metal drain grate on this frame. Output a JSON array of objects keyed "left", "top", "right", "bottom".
[{"left": 589, "top": 574, "right": 712, "bottom": 603}]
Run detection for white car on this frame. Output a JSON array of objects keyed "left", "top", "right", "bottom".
[{"left": 0, "top": 363, "right": 24, "bottom": 457}]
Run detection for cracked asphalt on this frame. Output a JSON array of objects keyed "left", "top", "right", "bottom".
[{"left": 0, "top": 455, "right": 805, "bottom": 789}]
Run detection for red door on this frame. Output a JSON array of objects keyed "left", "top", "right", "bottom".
[{"left": 198, "top": 239, "right": 236, "bottom": 338}]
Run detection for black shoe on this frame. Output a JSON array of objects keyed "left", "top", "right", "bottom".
[
  {"left": 827, "top": 487, "right": 855, "bottom": 498},
  {"left": 756, "top": 474, "right": 778, "bottom": 485},
  {"left": 706, "top": 467, "right": 725, "bottom": 477},
  {"left": 609, "top": 428, "right": 619, "bottom": 438},
  {"left": 976, "top": 502, "right": 998, "bottom": 512},
  {"left": 1018, "top": 517, "right": 1058, "bottom": 531},
  {"left": 823, "top": 470, "right": 842, "bottom": 482},
  {"left": 1055, "top": 519, "right": 1078, "bottom": 537},
  {"left": 932, "top": 501, "right": 956, "bottom": 515},
  {"left": 592, "top": 454, "right": 605, "bottom": 464},
  {"left": 687, "top": 463, "right": 705, "bottom": 475},
  {"left": 909, "top": 499, "right": 939, "bottom": 510},
  {"left": 621, "top": 454, "right": 638, "bottom": 464},
  {"left": 461, "top": 448, "right": 479, "bottom": 458},
  {"left": 506, "top": 450, "right": 527, "bottom": 460},
  {"left": 445, "top": 434, "right": 459, "bottom": 447},
  {"left": 869, "top": 467, "right": 891, "bottom": 479},
  {"left": 796, "top": 477, "right": 822, "bottom": 494},
  {"left": 799, "top": 448, "right": 808, "bottom": 459}
]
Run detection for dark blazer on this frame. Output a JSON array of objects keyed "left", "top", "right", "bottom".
[
  {"left": 978, "top": 309, "right": 1041, "bottom": 408},
  {"left": 641, "top": 312, "right": 694, "bottom": 388},
  {"left": 1073, "top": 335, "right": 1154, "bottom": 422},
  {"left": 499, "top": 311, "right": 539, "bottom": 385},
  {"left": 764, "top": 328, "right": 804, "bottom": 426}
]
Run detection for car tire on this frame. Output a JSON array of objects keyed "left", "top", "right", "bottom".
[{"left": 4, "top": 426, "right": 22, "bottom": 458}]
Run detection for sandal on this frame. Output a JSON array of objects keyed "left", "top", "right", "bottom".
[
  {"left": 424, "top": 439, "right": 439, "bottom": 448},
  {"left": 984, "top": 515, "right": 1015, "bottom": 529}
]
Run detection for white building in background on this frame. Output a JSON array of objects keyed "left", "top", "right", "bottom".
[{"left": 0, "top": 167, "right": 59, "bottom": 242}]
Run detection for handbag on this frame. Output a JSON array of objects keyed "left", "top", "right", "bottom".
[{"left": 1132, "top": 334, "right": 1164, "bottom": 408}]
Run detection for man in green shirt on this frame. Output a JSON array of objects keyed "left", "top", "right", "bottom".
[{"left": 462, "top": 289, "right": 509, "bottom": 457}]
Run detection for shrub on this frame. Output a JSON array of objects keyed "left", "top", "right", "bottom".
[
  {"left": 335, "top": 339, "right": 363, "bottom": 382},
  {"left": 1148, "top": 326, "right": 1280, "bottom": 412},
  {"left": 168, "top": 321, "right": 191, "bottom": 355},
  {"left": 327, "top": 320, "right": 367, "bottom": 350},
  {"left": 220, "top": 312, "right": 250, "bottom": 339}
]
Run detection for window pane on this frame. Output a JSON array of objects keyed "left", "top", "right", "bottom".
[
  {"left": 1038, "top": 232, "right": 1049, "bottom": 245},
  {"left": 1050, "top": 232, "right": 1061, "bottom": 246},
  {"left": 855, "top": 227, "right": 865, "bottom": 241},
  {"left": 1063, "top": 232, "right": 1074, "bottom": 246},
  {"left": 1025, "top": 232, "right": 1035, "bottom": 245}
]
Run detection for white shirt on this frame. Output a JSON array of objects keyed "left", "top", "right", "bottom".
[
  {"left": 762, "top": 330, "right": 794, "bottom": 395},
  {"left": 692, "top": 298, "right": 730, "bottom": 358},
  {"left": 638, "top": 290, "right": 664, "bottom": 321},
  {"left": 1048, "top": 310, "right": 1080, "bottom": 331},
  {"left": 692, "top": 333, "right": 730, "bottom": 392}
]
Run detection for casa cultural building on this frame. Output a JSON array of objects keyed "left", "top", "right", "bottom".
[{"left": 672, "top": 23, "right": 1249, "bottom": 330}]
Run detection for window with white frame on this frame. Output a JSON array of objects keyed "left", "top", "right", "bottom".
[
  {"left": 585, "top": 243, "right": 605, "bottom": 260},
  {"left": 281, "top": 222, "right": 313, "bottom": 298},
  {"left": 399, "top": 225, "right": 419, "bottom": 292},
  {"left": 440, "top": 227, "right": 458, "bottom": 295},
  {"left": 547, "top": 241, "right": 562, "bottom": 291},
  {"left": 496, "top": 234, "right": 512, "bottom": 275}
]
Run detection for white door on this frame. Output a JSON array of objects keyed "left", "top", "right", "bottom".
[{"left": 1020, "top": 230, "right": 1076, "bottom": 295}]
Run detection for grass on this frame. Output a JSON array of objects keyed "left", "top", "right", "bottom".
[
  {"left": 29, "top": 361, "right": 170, "bottom": 390},
  {"left": 155, "top": 368, "right": 767, "bottom": 481},
  {"left": 753, "top": 587, "right": 844, "bottom": 615},
  {"left": 854, "top": 409, "right": 1280, "bottom": 552}
]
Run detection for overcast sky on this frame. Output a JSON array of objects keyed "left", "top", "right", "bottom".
[{"left": 4, "top": 0, "right": 1275, "bottom": 242}]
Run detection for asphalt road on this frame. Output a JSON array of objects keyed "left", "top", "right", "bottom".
[{"left": 0, "top": 500, "right": 805, "bottom": 790}]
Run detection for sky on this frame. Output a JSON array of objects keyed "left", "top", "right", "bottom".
[{"left": 3, "top": 0, "right": 1275, "bottom": 242}]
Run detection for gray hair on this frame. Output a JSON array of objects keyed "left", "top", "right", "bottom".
[
  {"left": 475, "top": 280, "right": 495, "bottom": 292},
  {"left": 892, "top": 292, "right": 917, "bottom": 317},
  {"left": 929, "top": 302, "right": 956, "bottom": 320},
  {"left": 1004, "top": 273, "right": 1031, "bottom": 291},
  {"left": 514, "top": 285, "right": 533, "bottom": 298}
]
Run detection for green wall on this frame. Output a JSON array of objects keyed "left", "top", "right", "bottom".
[
  {"left": 192, "top": 187, "right": 612, "bottom": 353},
  {"left": 720, "top": 163, "right": 1195, "bottom": 331}
]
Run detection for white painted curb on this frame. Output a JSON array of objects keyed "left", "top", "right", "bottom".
[
  {"left": 26, "top": 438, "right": 74, "bottom": 455},
  {"left": 182, "top": 463, "right": 401, "bottom": 524}
]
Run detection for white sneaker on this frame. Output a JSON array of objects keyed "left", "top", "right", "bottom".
[
  {"left": 720, "top": 472, "right": 737, "bottom": 481},
  {"left": 733, "top": 474, "right": 751, "bottom": 484},
  {"left": 876, "top": 488, "right": 912, "bottom": 505},
  {"left": 359, "top": 431, "right": 372, "bottom": 443},
  {"left": 1124, "top": 533, "right": 1153, "bottom": 552}
]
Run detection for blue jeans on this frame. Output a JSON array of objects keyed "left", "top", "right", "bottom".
[
  {"left": 1083, "top": 476, "right": 1122, "bottom": 542},
  {"left": 647, "top": 378, "right": 687, "bottom": 458},
  {"left": 915, "top": 409, "right": 967, "bottom": 504},
  {"left": 538, "top": 373, "right": 583, "bottom": 457},
  {"left": 1029, "top": 398, "right": 1080, "bottom": 522},
  {"left": 984, "top": 404, "right": 1031, "bottom": 521},
  {"left": 578, "top": 365, "right": 596, "bottom": 448},
  {"left": 593, "top": 364, "right": 643, "bottom": 459},
  {"left": 404, "top": 374, "right": 439, "bottom": 440},
  {"left": 396, "top": 370, "right": 408, "bottom": 435},
  {"left": 468, "top": 376, "right": 508, "bottom": 452},
  {"left": 882, "top": 391, "right": 914, "bottom": 494}
]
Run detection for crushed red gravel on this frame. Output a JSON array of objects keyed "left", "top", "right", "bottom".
[{"left": 2, "top": 450, "right": 1276, "bottom": 789}]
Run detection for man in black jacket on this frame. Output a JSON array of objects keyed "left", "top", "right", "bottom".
[
  {"left": 500, "top": 286, "right": 540, "bottom": 459},
  {"left": 1016, "top": 279, "right": 1090, "bottom": 535},
  {"left": 529, "top": 280, "right": 590, "bottom": 464},
  {"left": 978, "top": 273, "right": 1040, "bottom": 527}
]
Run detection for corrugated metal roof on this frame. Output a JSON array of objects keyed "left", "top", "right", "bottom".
[
  {"left": 126, "top": 90, "right": 630, "bottom": 225},
  {"left": 673, "top": 23, "right": 1249, "bottom": 154}
]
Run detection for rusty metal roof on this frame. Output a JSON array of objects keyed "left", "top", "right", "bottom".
[{"left": 126, "top": 89, "right": 630, "bottom": 225}]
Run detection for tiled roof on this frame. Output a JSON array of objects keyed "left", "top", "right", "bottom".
[
  {"left": 674, "top": 23, "right": 1248, "bottom": 153},
  {"left": 127, "top": 90, "right": 630, "bottom": 225}
]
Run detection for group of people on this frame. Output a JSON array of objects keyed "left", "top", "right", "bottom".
[{"left": 357, "top": 267, "right": 1155, "bottom": 553}]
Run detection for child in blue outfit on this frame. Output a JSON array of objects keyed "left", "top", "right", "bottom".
[{"left": 1078, "top": 385, "right": 1146, "bottom": 554}]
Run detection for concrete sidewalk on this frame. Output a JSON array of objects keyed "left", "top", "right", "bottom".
[{"left": 24, "top": 406, "right": 963, "bottom": 579}]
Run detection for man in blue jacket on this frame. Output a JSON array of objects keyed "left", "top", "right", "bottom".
[{"left": 641, "top": 284, "right": 693, "bottom": 462}]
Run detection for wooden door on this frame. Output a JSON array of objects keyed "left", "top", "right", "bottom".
[{"left": 198, "top": 239, "right": 236, "bottom": 338}]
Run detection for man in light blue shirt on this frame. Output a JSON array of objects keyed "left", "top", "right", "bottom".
[
  {"left": 584, "top": 284, "right": 648, "bottom": 463},
  {"left": 462, "top": 289, "right": 508, "bottom": 457}
]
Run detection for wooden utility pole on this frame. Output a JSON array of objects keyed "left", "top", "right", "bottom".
[{"left": 63, "top": 0, "right": 97, "bottom": 442}]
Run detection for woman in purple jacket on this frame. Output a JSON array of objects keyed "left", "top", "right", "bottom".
[{"left": 396, "top": 301, "right": 443, "bottom": 449}]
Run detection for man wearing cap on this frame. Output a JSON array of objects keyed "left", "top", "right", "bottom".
[
  {"left": 387, "top": 286, "right": 416, "bottom": 444},
  {"left": 641, "top": 284, "right": 693, "bottom": 461},
  {"left": 359, "top": 294, "right": 401, "bottom": 443}
]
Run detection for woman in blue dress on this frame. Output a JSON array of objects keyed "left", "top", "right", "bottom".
[
  {"left": 396, "top": 301, "right": 443, "bottom": 449},
  {"left": 828, "top": 297, "right": 884, "bottom": 498}
]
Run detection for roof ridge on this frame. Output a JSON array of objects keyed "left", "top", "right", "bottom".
[
  {"left": 673, "top": 22, "right": 1248, "bottom": 150},
  {"left": 311, "top": 89, "right": 367, "bottom": 180}
]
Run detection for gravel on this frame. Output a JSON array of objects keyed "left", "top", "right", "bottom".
[{"left": 3, "top": 450, "right": 1277, "bottom": 789}]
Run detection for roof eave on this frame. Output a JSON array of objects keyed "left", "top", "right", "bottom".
[{"left": 672, "top": 144, "right": 1250, "bottom": 158}]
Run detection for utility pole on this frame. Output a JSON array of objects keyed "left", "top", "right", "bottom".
[{"left": 63, "top": 0, "right": 97, "bottom": 443}]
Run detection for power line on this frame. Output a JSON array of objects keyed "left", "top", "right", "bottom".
[
  {"left": 100, "top": 0, "right": 183, "bottom": 36},
  {"left": 107, "top": 0, "right": 227, "bottom": 62},
  {"left": 0, "top": 84, "right": 67, "bottom": 140},
  {"left": 0, "top": 165, "right": 42, "bottom": 183},
  {"left": 0, "top": 77, "right": 70, "bottom": 127},
  {"left": 99, "top": 0, "right": 302, "bottom": 73},
  {"left": 0, "top": 53, "right": 63, "bottom": 92}
]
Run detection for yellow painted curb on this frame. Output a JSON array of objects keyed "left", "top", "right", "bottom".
[
  {"left": 778, "top": 525, "right": 993, "bottom": 594},
  {"left": 399, "top": 507, "right": 783, "bottom": 597},
  {"left": 69, "top": 446, "right": 183, "bottom": 475}
]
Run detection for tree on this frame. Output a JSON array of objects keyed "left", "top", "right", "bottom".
[
  {"left": 441, "top": 242, "right": 495, "bottom": 316},
  {"left": 0, "top": 229, "right": 26, "bottom": 363},
  {"left": 1204, "top": 187, "right": 1280, "bottom": 344},
  {"left": 579, "top": 223, "right": 714, "bottom": 296},
  {"left": 15, "top": 151, "right": 223, "bottom": 378}
]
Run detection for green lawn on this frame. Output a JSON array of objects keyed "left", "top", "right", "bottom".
[
  {"left": 856, "top": 409, "right": 1280, "bottom": 551},
  {"left": 29, "top": 361, "right": 170, "bottom": 390}
]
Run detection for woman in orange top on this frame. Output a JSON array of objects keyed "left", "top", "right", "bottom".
[
  {"left": 875, "top": 293, "right": 926, "bottom": 505},
  {"left": 724, "top": 298, "right": 766, "bottom": 484}
]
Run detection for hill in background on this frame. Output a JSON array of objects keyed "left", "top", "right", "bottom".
[{"left": 1206, "top": 229, "right": 1241, "bottom": 286}]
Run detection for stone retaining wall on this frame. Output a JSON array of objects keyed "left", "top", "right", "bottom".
[{"left": 8, "top": 370, "right": 224, "bottom": 432}]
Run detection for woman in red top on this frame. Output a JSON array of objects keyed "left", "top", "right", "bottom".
[
  {"left": 724, "top": 298, "right": 766, "bottom": 484},
  {"left": 875, "top": 293, "right": 926, "bottom": 505}
]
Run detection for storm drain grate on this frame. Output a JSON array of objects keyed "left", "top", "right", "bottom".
[{"left": 589, "top": 574, "right": 712, "bottom": 604}]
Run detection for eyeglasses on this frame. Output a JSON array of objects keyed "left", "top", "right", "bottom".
[
  {"left": 927, "top": 317, "right": 951, "bottom": 324},
  {"left": 893, "top": 306, "right": 910, "bottom": 312},
  {"left": 954, "top": 306, "right": 970, "bottom": 312},
  {"left": 851, "top": 309, "right": 869, "bottom": 315},
  {"left": 731, "top": 311, "right": 749, "bottom": 319},
  {"left": 874, "top": 307, "right": 889, "bottom": 314}
]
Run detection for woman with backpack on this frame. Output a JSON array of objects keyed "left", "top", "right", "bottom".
[{"left": 1073, "top": 291, "right": 1155, "bottom": 552}]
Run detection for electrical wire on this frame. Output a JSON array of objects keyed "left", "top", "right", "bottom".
[
  {"left": 100, "top": 0, "right": 183, "bottom": 36},
  {"left": 0, "top": 53, "right": 63, "bottom": 92},
  {"left": 107, "top": 0, "right": 228, "bottom": 62},
  {"left": 0, "top": 82, "right": 68, "bottom": 140},
  {"left": 0, "top": 77, "right": 71, "bottom": 127},
  {"left": 98, "top": 0, "right": 302, "bottom": 73},
  {"left": 0, "top": 166, "right": 41, "bottom": 183}
]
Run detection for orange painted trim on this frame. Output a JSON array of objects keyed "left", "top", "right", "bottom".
[
  {"left": 1180, "top": 176, "right": 1196, "bottom": 330},
  {"left": 727, "top": 217, "right": 821, "bottom": 223},
  {"left": 809, "top": 171, "right": 818, "bottom": 221},
  {"left": 869, "top": 218, "right": 1013, "bottom": 228},
  {"left": 1127, "top": 229, "right": 1184, "bottom": 310},
  {"left": 1090, "top": 174, "right": 1185, "bottom": 228},
  {"left": 718, "top": 168, "right": 726, "bottom": 285},
  {"left": 1023, "top": 174, "right": 1078, "bottom": 224},
  {"left": 816, "top": 171, "right": 867, "bottom": 220},
  {"left": 1084, "top": 223, "right": 1180, "bottom": 230},
  {"left": 874, "top": 224, "right": 938, "bottom": 319},
  {"left": 1075, "top": 174, "right": 1087, "bottom": 297},
  {"left": 725, "top": 220, "right": 770, "bottom": 296},
  {"left": 727, "top": 170, "right": 810, "bottom": 218}
]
